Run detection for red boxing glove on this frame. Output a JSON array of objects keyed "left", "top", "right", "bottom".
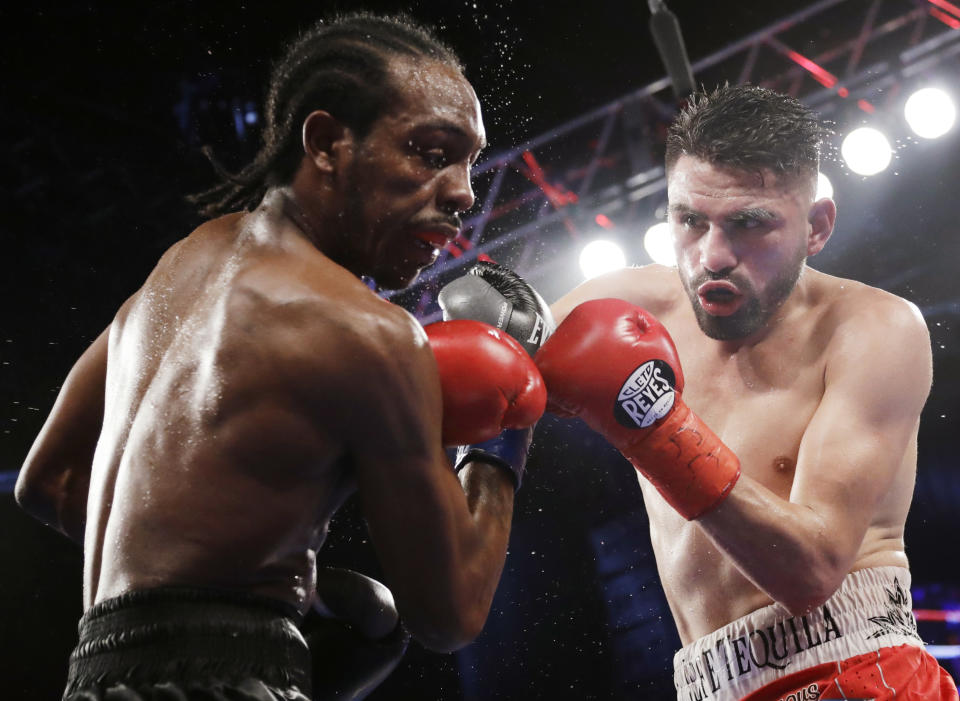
[
  {"left": 534, "top": 298, "right": 740, "bottom": 520},
  {"left": 426, "top": 320, "right": 546, "bottom": 446}
]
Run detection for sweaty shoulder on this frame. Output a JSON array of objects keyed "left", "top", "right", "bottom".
[
  {"left": 815, "top": 273, "right": 932, "bottom": 390},
  {"left": 551, "top": 264, "right": 684, "bottom": 324},
  {"left": 286, "top": 289, "right": 436, "bottom": 449},
  {"left": 818, "top": 273, "right": 928, "bottom": 342},
  {"left": 231, "top": 257, "right": 428, "bottom": 394},
  {"left": 230, "top": 254, "right": 435, "bottom": 441}
]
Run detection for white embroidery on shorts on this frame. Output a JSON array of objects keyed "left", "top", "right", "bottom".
[{"left": 676, "top": 605, "right": 844, "bottom": 699}]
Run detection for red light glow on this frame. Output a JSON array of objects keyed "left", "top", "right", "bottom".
[
  {"left": 927, "top": 0, "right": 960, "bottom": 19},
  {"left": 930, "top": 6, "right": 960, "bottom": 28},
  {"left": 785, "top": 49, "right": 838, "bottom": 88},
  {"left": 595, "top": 214, "right": 613, "bottom": 228}
]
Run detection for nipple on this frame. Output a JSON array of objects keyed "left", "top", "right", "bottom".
[{"left": 773, "top": 455, "right": 795, "bottom": 472}]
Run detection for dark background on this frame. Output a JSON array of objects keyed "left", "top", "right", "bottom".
[{"left": 2, "top": 1, "right": 958, "bottom": 699}]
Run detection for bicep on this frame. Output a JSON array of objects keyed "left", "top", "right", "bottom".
[
  {"left": 352, "top": 348, "right": 458, "bottom": 522},
  {"left": 332, "top": 322, "right": 460, "bottom": 558},
  {"left": 790, "top": 308, "right": 931, "bottom": 547},
  {"left": 335, "top": 323, "right": 487, "bottom": 621}
]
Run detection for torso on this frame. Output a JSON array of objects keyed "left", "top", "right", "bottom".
[
  {"left": 83, "top": 203, "right": 405, "bottom": 614},
  {"left": 617, "top": 265, "right": 916, "bottom": 643}
]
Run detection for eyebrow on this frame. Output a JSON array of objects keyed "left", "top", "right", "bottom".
[
  {"left": 668, "top": 203, "right": 702, "bottom": 219},
  {"left": 667, "top": 203, "right": 780, "bottom": 223},
  {"left": 413, "top": 122, "right": 487, "bottom": 152},
  {"left": 726, "top": 207, "right": 779, "bottom": 223}
]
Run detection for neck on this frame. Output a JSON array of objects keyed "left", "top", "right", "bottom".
[
  {"left": 276, "top": 189, "right": 324, "bottom": 248},
  {"left": 269, "top": 186, "right": 369, "bottom": 281}
]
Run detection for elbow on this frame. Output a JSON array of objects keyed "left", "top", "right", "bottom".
[
  {"left": 14, "top": 461, "right": 84, "bottom": 538},
  {"left": 774, "top": 514, "right": 856, "bottom": 616},
  {"left": 403, "top": 598, "right": 488, "bottom": 653},
  {"left": 13, "top": 469, "right": 57, "bottom": 524},
  {"left": 391, "top": 559, "right": 499, "bottom": 652},
  {"left": 779, "top": 589, "right": 834, "bottom": 618},
  {"left": 416, "top": 620, "right": 485, "bottom": 654},
  {"left": 777, "top": 559, "right": 847, "bottom": 617}
]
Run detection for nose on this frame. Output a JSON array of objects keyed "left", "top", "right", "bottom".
[
  {"left": 699, "top": 224, "right": 737, "bottom": 274},
  {"left": 438, "top": 163, "right": 475, "bottom": 215}
]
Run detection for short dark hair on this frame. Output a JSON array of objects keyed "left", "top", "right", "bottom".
[
  {"left": 664, "top": 84, "right": 831, "bottom": 187},
  {"left": 190, "top": 12, "right": 463, "bottom": 218}
]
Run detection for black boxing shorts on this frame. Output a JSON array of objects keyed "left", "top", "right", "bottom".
[{"left": 62, "top": 587, "right": 311, "bottom": 701}]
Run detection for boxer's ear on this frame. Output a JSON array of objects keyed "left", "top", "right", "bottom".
[
  {"left": 807, "top": 197, "right": 836, "bottom": 257},
  {"left": 302, "top": 111, "right": 353, "bottom": 175}
]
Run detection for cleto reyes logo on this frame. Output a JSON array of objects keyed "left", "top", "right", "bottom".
[{"left": 614, "top": 360, "right": 677, "bottom": 428}]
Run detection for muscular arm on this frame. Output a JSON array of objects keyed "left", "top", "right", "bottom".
[
  {"left": 550, "top": 272, "right": 931, "bottom": 614},
  {"left": 15, "top": 326, "right": 109, "bottom": 542},
  {"left": 330, "top": 311, "right": 515, "bottom": 653},
  {"left": 697, "top": 299, "right": 931, "bottom": 613}
]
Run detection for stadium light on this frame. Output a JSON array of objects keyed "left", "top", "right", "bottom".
[
  {"left": 580, "top": 239, "right": 627, "bottom": 279},
  {"left": 904, "top": 87, "right": 956, "bottom": 139},
  {"left": 643, "top": 222, "right": 676, "bottom": 267},
  {"left": 841, "top": 127, "right": 892, "bottom": 176}
]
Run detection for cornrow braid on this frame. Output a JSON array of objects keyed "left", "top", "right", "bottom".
[{"left": 188, "top": 12, "right": 463, "bottom": 219}]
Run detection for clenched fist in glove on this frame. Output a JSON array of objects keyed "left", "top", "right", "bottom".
[
  {"left": 436, "top": 262, "right": 555, "bottom": 489},
  {"left": 425, "top": 319, "right": 545, "bottom": 448},
  {"left": 534, "top": 298, "right": 740, "bottom": 520}
]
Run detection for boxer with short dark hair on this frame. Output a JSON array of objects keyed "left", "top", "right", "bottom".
[
  {"left": 541, "top": 85, "right": 958, "bottom": 699},
  {"left": 15, "top": 12, "right": 544, "bottom": 701}
]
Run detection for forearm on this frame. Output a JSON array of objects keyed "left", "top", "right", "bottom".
[
  {"left": 695, "top": 475, "right": 852, "bottom": 614},
  {"left": 359, "top": 456, "right": 515, "bottom": 653},
  {"left": 414, "top": 461, "right": 514, "bottom": 652},
  {"left": 457, "top": 458, "right": 515, "bottom": 599}
]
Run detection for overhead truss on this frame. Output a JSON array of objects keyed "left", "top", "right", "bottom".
[{"left": 384, "top": 0, "right": 960, "bottom": 322}]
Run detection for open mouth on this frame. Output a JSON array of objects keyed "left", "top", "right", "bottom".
[
  {"left": 413, "top": 230, "right": 453, "bottom": 252},
  {"left": 703, "top": 287, "right": 737, "bottom": 303},
  {"left": 697, "top": 281, "right": 744, "bottom": 316}
]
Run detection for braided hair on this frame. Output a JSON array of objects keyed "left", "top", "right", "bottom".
[{"left": 189, "top": 12, "right": 463, "bottom": 218}]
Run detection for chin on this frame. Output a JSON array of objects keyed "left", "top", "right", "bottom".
[
  {"left": 698, "top": 318, "right": 760, "bottom": 340},
  {"left": 372, "top": 266, "right": 422, "bottom": 292},
  {"left": 694, "top": 304, "right": 767, "bottom": 340}
]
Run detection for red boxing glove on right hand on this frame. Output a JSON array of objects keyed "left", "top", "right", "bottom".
[
  {"left": 534, "top": 298, "right": 740, "bottom": 520},
  {"left": 426, "top": 320, "right": 546, "bottom": 447}
]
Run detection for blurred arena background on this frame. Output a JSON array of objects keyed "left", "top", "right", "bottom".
[{"left": 2, "top": 1, "right": 958, "bottom": 698}]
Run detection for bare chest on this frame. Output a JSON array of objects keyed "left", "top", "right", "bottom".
[
  {"left": 639, "top": 314, "right": 830, "bottom": 638},
  {"left": 667, "top": 318, "right": 827, "bottom": 496}
]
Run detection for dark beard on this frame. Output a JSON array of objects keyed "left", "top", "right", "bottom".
[{"left": 682, "top": 254, "right": 806, "bottom": 341}]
